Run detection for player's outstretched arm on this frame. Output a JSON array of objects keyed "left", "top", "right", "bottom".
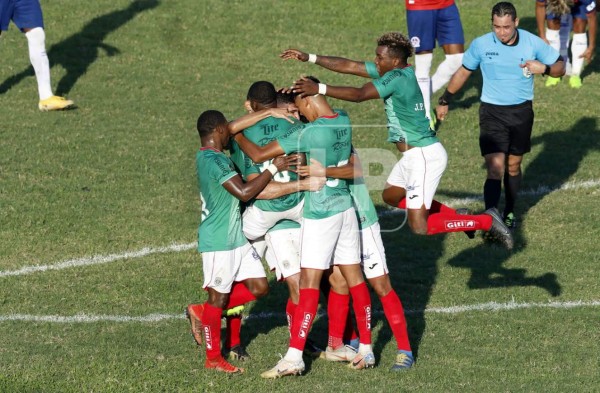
[
  {"left": 250, "top": 173, "right": 326, "bottom": 200},
  {"left": 435, "top": 66, "right": 473, "bottom": 121},
  {"left": 228, "top": 108, "right": 296, "bottom": 135},
  {"left": 222, "top": 155, "right": 289, "bottom": 202},
  {"left": 292, "top": 76, "right": 380, "bottom": 103},
  {"left": 233, "top": 133, "right": 286, "bottom": 164},
  {"left": 296, "top": 154, "right": 362, "bottom": 180},
  {"left": 280, "top": 49, "right": 370, "bottom": 78}
]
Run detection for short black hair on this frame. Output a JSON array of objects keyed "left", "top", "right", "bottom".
[
  {"left": 377, "top": 32, "right": 413, "bottom": 61},
  {"left": 276, "top": 91, "right": 295, "bottom": 105},
  {"left": 246, "top": 81, "right": 277, "bottom": 106},
  {"left": 492, "top": 2, "right": 518, "bottom": 21},
  {"left": 197, "top": 110, "right": 226, "bottom": 138}
]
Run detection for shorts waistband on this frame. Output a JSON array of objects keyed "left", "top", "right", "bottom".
[{"left": 481, "top": 100, "right": 532, "bottom": 110}]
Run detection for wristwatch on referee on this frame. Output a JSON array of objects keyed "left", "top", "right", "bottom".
[{"left": 438, "top": 89, "right": 454, "bottom": 106}]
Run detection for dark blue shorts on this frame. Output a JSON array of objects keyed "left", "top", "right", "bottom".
[
  {"left": 0, "top": 0, "right": 44, "bottom": 32},
  {"left": 407, "top": 3, "right": 464, "bottom": 52},
  {"left": 547, "top": 0, "right": 596, "bottom": 20}
]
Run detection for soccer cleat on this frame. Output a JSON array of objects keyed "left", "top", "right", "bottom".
[
  {"left": 185, "top": 303, "right": 204, "bottom": 346},
  {"left": 347, "top": 351, "right": 376, "bottom": 370},
  {"left": 569, "top": 76, "right": 582, "bottom": 89},
  {"left": 228, "top": 345, "right": 250, "bottom": 361},
  {"left": 260, "top": 357, "right": 305, "bottom": 378},
  {"left": 503, "top": 212, "right": 517, "bottom": 231},
  {"left": 320, "top": 344, "right": 357, "bottom": 362},
  {"left": 304, "top": 339, "right": 324, "bottom": 358},
  {"left": 222, "top": 305, "right": 244, "bottom": 317},
  {"left": 455, "top": 208, "right": 476, "bottom": 239},
  {"left": 545, "top": 76, "right": 561, "bottom": 87},
  {"left": 484, "top": 207, "right": 514, "bottom": 250},
  {"left": 205, "top": 356, "right": 244, "bottom": 374},
  {"left": 390, "top": 351, "right": 414, "bottom": 371},
  {"left": 38, "top": 95, "right": 74, "bottom": 111}
]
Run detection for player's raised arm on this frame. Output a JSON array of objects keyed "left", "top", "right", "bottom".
[
  {"left": 222, "top": 155, "right": 289, "bottom": 202},
  {"left": 296, "top": 154, "right": 362, "bottom": 180},
  {"left": 292, "top": 76, "right": 380, "bottom": 103},
  {"left": 233, "top": 132, "right": 286, "bottom": 164},
  {"left": 280, "top": 48, "right": 371, "bottom": 78},
  {"left": 228, "top": 107, "right": 296, "bottom": 135}
]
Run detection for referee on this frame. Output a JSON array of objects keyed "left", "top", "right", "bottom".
[{"left": 436, "top": 1, "right": 565, "bottom": 231}]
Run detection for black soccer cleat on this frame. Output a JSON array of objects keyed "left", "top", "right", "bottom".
[
  {"left": 227, "top": 345, "right": 250, "bottom": 361},
  {"left": 455, "top": 208, "right": 476, "bottom": 239},
  {"left": 484, "top": 207, "right": 514, "bottom": 250}
]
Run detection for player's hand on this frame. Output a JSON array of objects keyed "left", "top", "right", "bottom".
[
  {"left": 292, "top": 76, "right": 319, "bottom": 98},
  {"left": 435, "top": 105, "right": 448, "bottom": 121},
  {"left": 296, "top": 158, "right": 326, "bottom": 177},
  {"left": 299, "top": 175, "right": 326, "bottom": 192},
  {"left": 285, "top": 153, "right": 305, "bottom": 167},
  {"left": 280, "top": 49, "right": 309, "bottom": 62},
  {"left": 269, "top": 107, "right": 297, "bottom": 123},
  {"left": 272, "top": 155, "right": 292, "bottom": 172},
  {"left": 580, "top": 47, "right": 594, "bottom": 64},
  {"left": 520, "top": 59, "right": 545, "bottom": 74}
]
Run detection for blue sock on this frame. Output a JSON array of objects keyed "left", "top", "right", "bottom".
[{"left": 398, "top": 350, "right": 413, "bottom": 359}]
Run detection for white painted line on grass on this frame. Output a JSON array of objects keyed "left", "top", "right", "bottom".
[
  {"left": 1, "top": 300, "right": 598, "bottom": 324},
  {"left": 1, "top": 178, "right": 598, "bottom": 279},
  {"left": 0, "top": 243, "right": 196, "bottom": 278}
]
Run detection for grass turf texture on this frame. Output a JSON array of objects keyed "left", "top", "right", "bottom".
[{"left": 1, "top": 0, "right": 599, "bottom": 391}]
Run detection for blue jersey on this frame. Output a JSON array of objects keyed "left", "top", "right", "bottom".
[
  {"left": 0, "top": 0, "right": 44, "bottom": 31},
  {"left": 462, "top": 29, "right": 560, "bottom": 105}
]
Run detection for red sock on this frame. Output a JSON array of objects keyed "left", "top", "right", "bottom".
[
  {"left": 225, "top": 315, "right": 241, "bottom": 349},
  {"left": 429, "top": 199, "right": 455, "bottom": 214},
  {"left": 201, "top": 303, "right": 222, "bottom": 360},
  {"left": 343, "top": 311, "right": 359, "bottom": 343},
  {"left": 225, "top": 282, "right": 256, "bottom": 309},
  {"left": 397, "top": 198, "right": 407, "bottom": 209},
  {"left": 289, "top": 288, "right": 320, "bottom": 351},
  {"left": 349, "top": 282, "right": 372, "bottom": 345},
  {"left": 327, "top": 290, "right": 349, "bottom": 349},
  {"left": 286, "top": 298, "right": 297, "bottom": 336},
  {"left": 426, "top": 212, "right": 492, "bottom": 235},
  {"left": 380, "top": 290, "right": 411, "bottom": 352}
]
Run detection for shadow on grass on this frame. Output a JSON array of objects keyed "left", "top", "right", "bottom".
[
  {"left": 446, "top": 117, "right": 599, "bottom": 296},
  {"left": 0, "top": 0, "right": 159, "bottom": 97}
]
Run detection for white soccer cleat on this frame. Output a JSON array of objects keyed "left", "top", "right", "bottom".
[
  {"left": 260, "top": 357, "right": 305, "bottom": 379},
  {"left": 320, "top": 344, "right": 357, "bottom": 362},
  {"left": 347, "top": 351, "right": 376, "bottom": 370}
]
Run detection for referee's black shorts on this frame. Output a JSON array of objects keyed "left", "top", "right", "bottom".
[{"left": 478, "top": 100, "right": 534, "bottom": 156}]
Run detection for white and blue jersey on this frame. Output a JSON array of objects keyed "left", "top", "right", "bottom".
[
  {"left": 0, "top": 0, "right": 44, "bottom": 32},
  {"left": 538, "top": 0, "right": 596, "bottom": 20},
  {"left": 462, "top": 29, "right": 560, "bottom": 106}
]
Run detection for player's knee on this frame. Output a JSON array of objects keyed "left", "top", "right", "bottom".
[
  {"left": 24, "top": 27, "right": 46, "bottom": 46},
  {"left": 382, "top": 189, "right": 399, "bottom": 207},
  {"left": 249, "top": 279, "right": 269, "bottom": 298},
  {"left": 408, "top": 220, "right": 428, "bottom": 235},
  {"left": 369, "top": 277, "right": 392, "bottom": 298},
  {"left": 415, "top": 53, "right": 433, "bottom": 78}
]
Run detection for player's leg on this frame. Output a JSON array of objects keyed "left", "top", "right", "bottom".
[
  {"left": 544, "top": 17, "right": 564, "bottom": 86},
  {"left": 407, "top": 9, "right": 436, "bottom": 124},
  {"left": 432, "top": 3, "right": 465, "bottom": 93},
  {"left": 569, "top": 16, "right": 588, "bottom": 88},
  {"left": 361, "top": 223, "right": 413, "bottom": 370}
]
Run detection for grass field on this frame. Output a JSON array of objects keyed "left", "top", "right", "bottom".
[{"left": 1, "top": 0, "right": 599, "bottom": 391}]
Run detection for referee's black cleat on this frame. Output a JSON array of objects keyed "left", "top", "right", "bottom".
[
  {"left": 485, "top": 207, "right": 514, "bottom": 250},
  {"left": 455, "top": 208, "right": 476, "bottom": 239}
]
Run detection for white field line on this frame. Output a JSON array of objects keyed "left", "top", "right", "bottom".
[
  {"left": 1, "top": 178, "right": 598, "bottom": 279},
  {"left": 1, "top": 300, "right": 598, "bottom": 324}
]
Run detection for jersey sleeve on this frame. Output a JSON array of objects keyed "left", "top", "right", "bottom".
[
  {"left": 365, "top": 61, "right": 380, "bottom": 79},
  {"left": 276, "top": 123, "right": 308, "bottom": 154},
  {"left": 462, "top": 37, "right": 482, "bottom": 71},
  {"left": 533, "top": 35, "right": 562, "bottom": 65},
  {"left": 212, "top": 155, "right": 238, "bottom": 184},
  {"left": 371, "top": 70, "right": 403, "bottom": 99}
]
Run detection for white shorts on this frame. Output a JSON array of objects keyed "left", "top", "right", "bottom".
[
  {"left": 360, "top": 222, "right": 389, "bottom": 279},
  {"left": 242, "top": 200, "right": 304, "bottom": 241},
  {"left": 300, "top": 208, "right": 360, "bottom": 270},
  {"left": 201, "top": 243, "right": 266, "bottom": 293},
  {"left": 265, "top": 228, "right": 301, "bottom": 281},
  {"left": 386, "top": 142, "right": 447, "bottom": 210}
]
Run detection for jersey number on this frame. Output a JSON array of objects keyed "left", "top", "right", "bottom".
[
  {"left": 200, "top": 193, "right": 209, "bottom": 221},
  {"left": 259, "top": 160, "right": 291, "bottom": 182},
  {"left": 325, "top": 159, "right": 348, "bottom": 187}
]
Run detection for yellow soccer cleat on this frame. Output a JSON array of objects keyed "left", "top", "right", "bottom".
[
  {"left": 569, "top": 76, "right": 582, "bottom": 89},
  {"left": 544, "top": 76, "right": 561, "bottom": 87},
  {"left": 38, "top": 95, "right": 75, "bottom": 111}
]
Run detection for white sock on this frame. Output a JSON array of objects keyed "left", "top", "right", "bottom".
[
  {"left": 431, "top": 53, "right": 463, "bottom": 93},
  {"left": 414, "top": 53, "right": 433, "bottom": 119},
  {"left": 570, "top": 33, "right": 587, "bottom": 76},
  {"left": 546, "top": 28, "right": 561, "bottom": 53},
  {"left": 284, "top": 347, "right": 303, "bottom": 362},
  {"left": 358, "top": 343, "right": 373, "bottom": 355},
  {"left": 25, "top": 28, "right": 53, "bottom": 100}
]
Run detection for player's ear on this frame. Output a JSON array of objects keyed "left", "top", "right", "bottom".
[
  {"left": 244, "top": 100, "right": 253, "bottom": 113},
  {"left": 514, "top": 17, "right": 519, "bottom": 27}
]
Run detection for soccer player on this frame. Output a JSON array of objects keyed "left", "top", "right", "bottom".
[
  {"left": 0, "top": 0, "right": 74, "bottom": 110},
  {"left": 280, "top": 32, "right": 514, "bottom": 249},
  {"left": 189, "top": 109, "right": 291, "bottom": 373},
  {"left": 536, "top": 0, "right": 596, "bottom": 88},
  {"left": 297, "top": 150, "right": 415, "bottom": 370},
  {"left": 230, "top": 84, "right": 375, "bottom": 377},
  {"left": 404, "top": 0, "right": 465, "bottom": 126},
  {"left": 436, "top": 2, "right": 565, "bottom": 231}
]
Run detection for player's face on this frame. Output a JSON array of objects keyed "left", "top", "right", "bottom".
[
  {"left": 279, "top": 102, "right": 300, "bottom": 120},
  {"left": 492, "top": 15, "right": 519, "bottom": 44},
  {"left": 374, "top": 45, "right": 396, "bottom": 75}
]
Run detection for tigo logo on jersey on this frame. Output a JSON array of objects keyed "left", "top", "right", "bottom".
[
  {"left": 298, "top": 312, "right": 313, "bottom": 338},
  {"left": 445, "top": 220, "right": 476, "bottom": 230},
  {"left": 204, "top": 326, "right": 212, "bottom": 350},
  {"left": 364, "top": 305, "right": 372, "bottom": 330}
]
